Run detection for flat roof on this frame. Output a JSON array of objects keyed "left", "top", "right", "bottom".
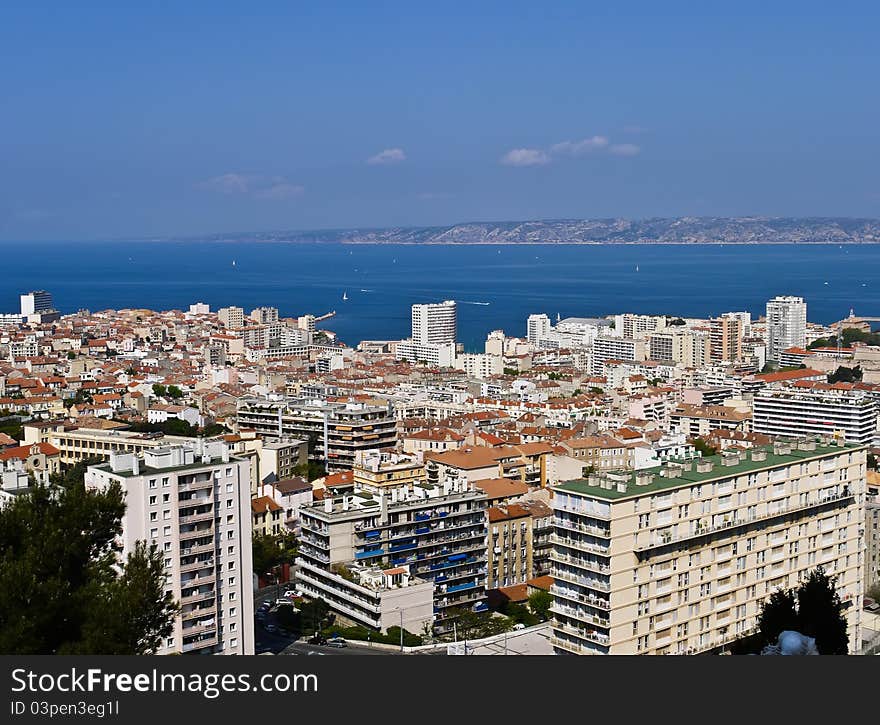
[{"left": 556, "top": 441, "right": 863, "bottom": 501}]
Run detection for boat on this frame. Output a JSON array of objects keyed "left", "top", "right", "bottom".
[
  {"left": 556, "top": 313, "right": 561, "bottom": 322},
  {"left": 232, "top": 260, "right": 236, "bottom": 267},
  {"left": 342, "top": 291, "right": 348, "bottom": 301},
  {"left": 635, "top": 265, "right": 639, "bottom": 272}
]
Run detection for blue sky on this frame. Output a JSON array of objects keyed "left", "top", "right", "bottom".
[{"left": 2, "top": 1, "right": 879, "bottom": 240}]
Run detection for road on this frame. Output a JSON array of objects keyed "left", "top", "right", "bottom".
[{"left": 281, "top": 641, "right": 393, "bottom": 656}]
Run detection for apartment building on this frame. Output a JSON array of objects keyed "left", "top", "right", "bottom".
[
  {"left": 753, "top": 387, "right": 877, "bottom": 446},
  {"left": 559, "top": 435, "right": 631, "bottom": 471},
  {"left": 709, "top": 315, "right": 743, "bottom": 363},
  {"left": 550, "top": 439, "right": 866, "bottom": 655},
  {"left": 236, "top": 397, "right": 397, "bottom": 471},
  {"left": 519, "top": 499, "right": 554, "bottom": 576},
  {"left": 395, "top": 340, "right": 456, "bottom": 367},
  {"left": 455, "top": 352, "right": 503, "bottom": 378},
  {"left": 670, "top": 404, "right": 752, "bottom": 438},
  {"left": 217, "top": 306, "right": 245, "bottom": 330},
  {"left": 866, "top": 472, "right": 879, "bottom": 594},
  {"left": 296, "top": 479, "right": 488, "bottom": 632},
  {"left": 487, "top": 504, "right": 534, "bottom": 589},
  {"left": 412, "top": 300, "right": 457, "bottom": 345},
  {"left": 23, "top": 423, "right": 195, "bottom": 465},
  {"left": 424, "top": 444, "right": 550, "bottom": 489},
  {"left": 591, "top": 336, "right": 647, "bottom": 376},
  {"left": 84, "top": 442, "right": 254, "bottom": 655},
  {"left": 527, "top": 314, "right": 552, "bottom": 345},
  {"left": 766, "top": 296, "right": 807, "bottom": 363},
  {"left": 353, "top": 450, "right": 425, "bottom": 494},
  {"left": 613, "top": 314, "right": 667, "bottom": 340}
]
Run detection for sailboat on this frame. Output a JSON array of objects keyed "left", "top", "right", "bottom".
[
  {"left": 635, "top": 264, "right": 639, "bottom": 272},
  {"left": 232, "top": 260, "right": 236, "bottom": 267},
  {"left": 342, "top": 291, "right": 348, "bottom": 301},
  {"left": 556, "top": 313, "right": 561, "bottom": 322}
]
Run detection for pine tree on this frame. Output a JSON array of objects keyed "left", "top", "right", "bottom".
[{"left": 796, "top": 567, "right": 849, "bottom": 655}]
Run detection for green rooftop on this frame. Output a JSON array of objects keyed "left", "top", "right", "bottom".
[{"left": 556, "top": 441, "right": 864, "bottom": 501}]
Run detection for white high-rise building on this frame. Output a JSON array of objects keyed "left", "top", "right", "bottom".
[
  {"left": 84, "top": 442, "right": 255, "bottom": 656},
  {"left": 766, "top": 296, "right": 807, "bottom": 363},
  {"left": 412, "top": 300, "right": 457, "bottom": 345},
  {"left": 188, "top": 302, "right": 210, "bottom": 315},
  {"left": 20, "top": 290, "right": 54, "bottom": 316},
  {"left": 527, "top": 314, "right": 551, "bottom": 345},
  {"left": 218, "top": 306, "right": 245, "bottom": 330}
]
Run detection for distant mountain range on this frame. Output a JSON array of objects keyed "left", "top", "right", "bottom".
[{"left": 184, "top": 217, "right": 880, "bottom": 245}]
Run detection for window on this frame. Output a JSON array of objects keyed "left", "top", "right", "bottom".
[
  {"left": 230, "top": 638, "right": 238, "bottom": 649},
  {"left": 149, "top": 479, "right": 157, "bottom": 489},
  {"left": 149, "top": 496, "right": 157, "bottom": 505},
  {"left": 227, "top": 499, "right": 233, "bottom": 508},
  {"left": 150, "top": 512, "right": 158, "bottom": 522},
  {"left": 150, "top": 528, "right": 158, "bottom": 538},
  {"left": 163, "top": 493, "right": 170, "bottom": 503},
  {"left": 162, "top": 478, "right": 169, "bottom": 487},
  {"left": 163, "top": 525, "right": 171, "bottom": 536}
]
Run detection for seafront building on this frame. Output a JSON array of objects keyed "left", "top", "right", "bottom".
[
  {"left": 550, "top": 438, "right": 866, "bottom": 655},
  {"left": 766, "top": 296, "right": 807, "bottom": 363},
  {"left": 85, "top": 442, "right": 255, "bottom": 655}
]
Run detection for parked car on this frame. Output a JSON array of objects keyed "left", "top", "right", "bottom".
[
  {"left": 326, "top": 639, "right": 347, "bottom": 648},
  {"left": 308, "top": 635, "right": 328, "bottom": 645},
  {"left": 512, "top": 623, "right": 526, "bottom": 631}
]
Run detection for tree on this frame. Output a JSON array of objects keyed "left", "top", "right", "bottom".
[
  {"left": 691, "top": 437, "right": 717, "bottom": 457},
  {"left": 152, "top": 383, "right": 167, "bottom": 397},
  {"left": 828, "top": 365, "right": 862, "bottom": 384},
  {"left": 528, "top": 589, "right": 553, "bottom": 622},
  {"left": 757, "top": 588, "right": 798, "bottom": 648},
  {"left": 66, "top": 351, "right": 76, "bottom": 360},
  {"left": 795, "top": 567, "right": 848, "bottom": 655},
  {"left": 0, "top": 477, "right": 177, "bottom": 654},
  {"left": 252, "top": 531, "right": 298, "bottom": 577},
  {"left": 868, "top": 582, "right": 880, "bottom": 602},
  {"left": 755, "top": 567, "right": 849, "bottom": 655},
  {"left": 167, "top": 385, "right": 184, "bottom": 399}
]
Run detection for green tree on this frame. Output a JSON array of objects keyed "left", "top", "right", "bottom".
[
  {"left": 166, "top": 385, "right": 184, "bottom": 399},
  {"left": 151, "top": 383, "right": 167, "bottom": 397},
  {"left": 757, "top": 588, "right": 798, "bottom": 648},
  {"left": 66, "top": 351, "right": 76, "bottom": 360},
  {"left": 828, "top": 365, "right": 863, "bottom": 384},
  {"left": 0, "top": 478, "right": 177, "bottom": 654},
  {"left": 796, "top": 567, "right": 848, "bottom": 655},
  {"left": 528, "top": 589, "right": 553, "bottom": 622},
  {"left": 252, "top": 531, "right": 298, "bottom": 577},
  {"left": 691, "top": 437, "right": 717, "bottom": 457}
]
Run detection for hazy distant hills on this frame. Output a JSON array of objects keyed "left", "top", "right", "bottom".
[{"left": 190, "top": 217, "right": 880, "bottom": 245}]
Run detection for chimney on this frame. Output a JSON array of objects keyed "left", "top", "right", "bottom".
[{"left": 324, "top": 497, "right": 333, "bottom": 513}]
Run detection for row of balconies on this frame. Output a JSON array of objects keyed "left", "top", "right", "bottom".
[
  {"left": 551, "top": 551, "right": 611, "bottom": 575},
  {"left": 552, "top": 567, "right": 611, "bottom": 592},
  {"left": 554, "top": 517, "right": 611, "bottom": 538},
  {"left": 550, "top": 603, "right": 610, "bottom": 628},
  {"left": 551, "top": 586, "right": 611, "bottom": 610}
]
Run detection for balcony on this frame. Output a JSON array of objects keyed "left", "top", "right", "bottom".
[
  {"left": 555, "top": 518, "right": 611, "bottom": 538},
  {"left": 551, "top": 586, "right": 611, "bottom": 610},
  {"left": 635, "top": 491, "right": 854, "bottom": 554},
  {"left": 180, "top": 542, "right": 215, "bottom": 557},
  {"left": 179, "top": 526, "right": 214, "bottom": 542},
  {"left": 179, "top": 510, "right": 215, "bottom": 525},
  {"left": 179, "top": 590, "right": 216, "bottom": 606},
  {"left": 551, "top": 535, "right": 609, "bottom": 556},
  {"left": 552, "top": 551, "right": 611, "bottom": 575},
  {"left": 553, "top": 620, "right": 610, "bottom": 646},
  {"left": 552, "top": 567, "right": 611, "bottom": 592},
  {"left": 178, "top": 477, "right": 214, "bottom": 493},
  {"left": 181, "top": 635, "right": 218, "bottom": 653},
  {"left": 550, "top": 603, "right": 610, "bottom": 627}
]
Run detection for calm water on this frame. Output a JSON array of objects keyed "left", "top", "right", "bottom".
[{"left": 2, "top": 243, "right": 878, "bottom": 350}]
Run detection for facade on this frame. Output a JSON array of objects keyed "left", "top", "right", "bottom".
[
  {"left": 23, "top": 424, "right": 194, "bottom": 465},
  {"left": 296, "top": 479, "right": 488, "bottom": 633},
  {"left": 353, "top": 450, "right": 425, "bottom": 494},
  {"left": 455, "top": 352, "right": 503, "bottom": 379},
  {"left": 766, "top": 296, "right": 807, "bottom": 363},
  {"left": 866, "top": 474, "right": 879, "bottom": 595},
  {"left": 527, "top": 314, "right": 551, "bottom": 345},
  {"left": 753, "top": 388, "right": 877, "bottom": 445},
  {"left": 84, "top": 442, "right": 255, "bottom": 655},
  {"left": 487, "top": 504, "right": 534, "bottom": 589},
  {"left": 20, "top": 290, "right": 54, "bottom": 316},
  {"left": 709, "top": 315, "right": 743, "bottom": 363},
  {"left": 236, "top": 397, "right": 397, "bottom": 472},
  {"left": 395, "top": 340, "right": 456, "bottom": 367},
  {"left": 249, "top": 306, "right": 280, "bottom": 324},
  {"left": 550, "top": 439, "right": 866, "bottom": 655},
  {"left": 412, "top": 300, "right": 457, "bottom": 345},
  {"left": 591, "top": 336, "right": 647, "bottom": 376},
  {"left": 217, "top": 306, "right": 245, "bottom": 330}
]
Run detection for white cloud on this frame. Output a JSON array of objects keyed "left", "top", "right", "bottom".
[
  {"left": 197, "top": 173, "right": 304, "bottom": 200},
  {"left": 367, "top": 148, "right": 407, "bottom": 165},
  {"left": 550, "top": 136, "right": 609, "bottom": 156},
  {"left": 198, "top": 173, "right": 252, "bottom": 194},
  {"left": 500, "top": 148, "right": 550, "bottom": 166},
  {"left": 254, "top": 182, "right": 305, "bottom": 200},
  {"left": 609, "top": 143, "right": 641, "bottom": 156}
]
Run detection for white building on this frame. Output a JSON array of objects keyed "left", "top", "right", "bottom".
[
  {"left": 455, "top": 352, "right": 503, "bottom": 378},
  {"left": 218, "top": 306, "right": 245, "bottom": 330},
  {"left": 84, "top": 442, "right": 254, "bottom": 655},
  {"left": 188, "top": 302, "right": 210, "bottom": 315},
  {"left": 753, "top": 387, "right": 877, "bottom": 445},
  {"left": 395, "top": 340, "right": 456, "bottom": 368},
  {"left": 527, "top": 314, "right": 552, "bottom": 345},
  {"left": 591, "top": 336, "right": 647, "bottom": 375},
  {"left": 766, "top": 296, "right": 807, "bottom": 363},
  {"left": 20, "top": 290, "right": 54, "bottom": 317},
  {"left": 412, "top": 300, "right": 457, "bottom": 345}
]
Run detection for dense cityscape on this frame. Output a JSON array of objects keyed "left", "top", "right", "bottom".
[{"left": 1, "top": 289, "right": 877, "bottom": 656}]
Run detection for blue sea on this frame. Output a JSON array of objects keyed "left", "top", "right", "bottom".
[{"left": 2, "top": 242, "right": 878, "bottom": 351}]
